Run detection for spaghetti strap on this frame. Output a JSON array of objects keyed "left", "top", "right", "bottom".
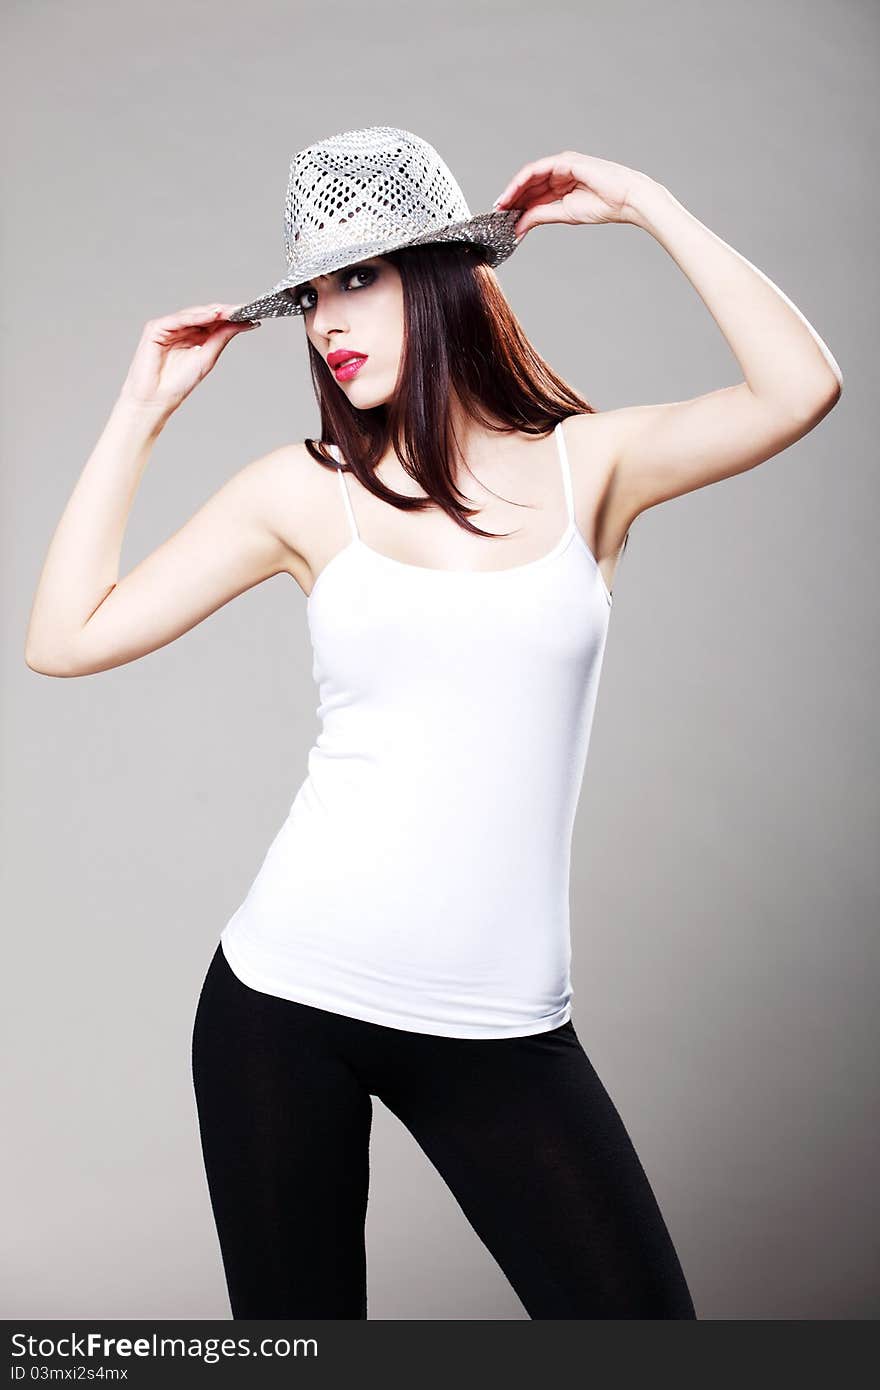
[
  {"left": 329, "top": 443, "right": 360, "bottom": 542},
  {"left": 554, "top": 420, "right": 576, "bottom": 528}
]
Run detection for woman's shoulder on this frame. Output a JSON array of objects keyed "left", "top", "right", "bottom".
[{"left": 561, "top": 409, "right": 619, "bottom": 477}]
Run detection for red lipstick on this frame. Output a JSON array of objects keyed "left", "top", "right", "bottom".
[{"left": 328, "top": 349, "right": 368, "bottom": 382}]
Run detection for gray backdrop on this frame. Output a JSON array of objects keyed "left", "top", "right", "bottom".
[{"left": 3, "top": 0, "right": 876, "bottom": 1319}]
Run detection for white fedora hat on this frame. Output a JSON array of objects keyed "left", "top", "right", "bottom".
[{"left": 227, "top": 124, "right": 522, "bottom": 322}]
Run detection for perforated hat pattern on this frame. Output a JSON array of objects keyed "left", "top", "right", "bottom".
[{"left": 227, "top": 126, "right": 522, "bottom": 322}]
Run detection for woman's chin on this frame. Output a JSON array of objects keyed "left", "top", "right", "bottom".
[{"left": 341, "top": 378, "right": 393, "bottom": 410}]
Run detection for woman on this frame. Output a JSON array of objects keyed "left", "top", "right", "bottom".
[{"left": 24, "top": 127, "right": 841, "bottom": 1320}]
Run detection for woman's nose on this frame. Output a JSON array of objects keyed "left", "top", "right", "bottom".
[{"left": 313, "top": 306, "right": 348, "bottom": 337}]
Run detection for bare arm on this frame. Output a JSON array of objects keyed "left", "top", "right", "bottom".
[
  {"left": 494, "top": 155, "right": 842, "bottom": 541},
  {"left": 23, "top": 300, "right": 290, "bottom": 677},
  {"left": 599, "top": 178, "right": 842, "bottom": 531}
]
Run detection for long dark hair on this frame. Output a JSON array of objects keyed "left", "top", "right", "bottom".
[{"left": 303, "top": 242, "right": 604, "bottom": 543}]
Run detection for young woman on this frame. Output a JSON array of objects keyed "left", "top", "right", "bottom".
[{"left": 24, "top": 131, "right": 841, "bottom": 1320}]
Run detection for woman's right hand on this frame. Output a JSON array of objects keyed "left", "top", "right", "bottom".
[{"left": 116, "top": 303, "right": 260, "bottom": 415}]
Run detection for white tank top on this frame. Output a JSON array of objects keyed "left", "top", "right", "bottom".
[{"left": 220, "top": 418, "right": 614, "bottom": 1038}]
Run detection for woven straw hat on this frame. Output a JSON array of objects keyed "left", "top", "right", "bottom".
[{"left": 227, "top": 125, "right": 522, "bottom": 322}]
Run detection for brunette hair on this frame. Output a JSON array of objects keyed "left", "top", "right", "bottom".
[{"left": 302, "top": 242, "right": 616, "bottom": 544}]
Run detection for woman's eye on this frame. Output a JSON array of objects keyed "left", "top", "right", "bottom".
[
  {"left": 348, "top": 267, "right": 376, "bottom": 289},
  {"left": 295, "top": 266, "right": 375, "bottom": 312}
]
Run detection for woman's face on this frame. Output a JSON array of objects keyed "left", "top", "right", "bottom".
[{"left": 296, "top": 256, "right": 405, "bottom": 409}]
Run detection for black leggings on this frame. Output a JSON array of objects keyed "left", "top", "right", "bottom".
[{"left": 191, "top": 943, "right": 696, "bottom": 1320}]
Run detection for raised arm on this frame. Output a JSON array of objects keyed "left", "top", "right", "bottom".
[
  {"left": 494, "top": 153, "right": 843, "bottom": 539},
  {"left": 23, "top": 301, "right": 292, "bottom": 678},
  {"left": 596, "top": 180, "right": 842, "bottom": 532}
]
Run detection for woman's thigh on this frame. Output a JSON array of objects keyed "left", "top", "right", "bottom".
[
  {"left": 376, "top": 1019, "right": 696, "bottom": 1319},
  {"left": 191, "top": 944, "right": 373, "bottom": 1318}
]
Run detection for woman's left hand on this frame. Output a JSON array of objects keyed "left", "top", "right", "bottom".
[{"left": 493, "top": 150, "right": 652, "bottom": 239}]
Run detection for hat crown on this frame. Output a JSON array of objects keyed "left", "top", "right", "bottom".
[
  {"left": 283, "top": 125, "right": 472, "bottom": 272},
  {"left": 226, "top": 125, "right": 520, "bottom": 321}
]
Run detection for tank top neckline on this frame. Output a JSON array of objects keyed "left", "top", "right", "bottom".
[{"left": 308, "top": 419, "right": 613, "bottom": 609}]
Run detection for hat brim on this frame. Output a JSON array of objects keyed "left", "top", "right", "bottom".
[{"left": 226, "top": 207, "right": 522, "bottom": 322}]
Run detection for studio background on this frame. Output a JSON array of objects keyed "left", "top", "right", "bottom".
[{"left": 2, "top": 0, "right": 875, "bottom": 1319}]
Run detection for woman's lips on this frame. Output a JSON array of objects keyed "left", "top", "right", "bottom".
[{"left": 333, "top": 356, "right": 367, "bottom": 382}]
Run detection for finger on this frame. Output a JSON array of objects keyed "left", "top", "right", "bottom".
[
  {"left": 526, "top": 172, "right": 581, "bottom": 214},
  {"left": 169, "top": 326, "right": 256, "bottom": 358},
  {"left": 174, "top": 317, "right": 248, "bottom": 340},
  {"left": 200, "top": 323, "right": 257, "bottom": 358},
  {"left": 512, "top": 200, "right": 572, "bottom": 240},
  {"left": 151, "top": 317, "right": 241, "bottom": 348},
  {"left": 200, "top": 320, "right": 258, "bottom": 349},
  {"left": 147, "top": 303, "right": 239, "bottom": 332},
  {"left": 514, "top": 191, "right": 561, "bottom": 218},
  {"left": 494, "top": 152, "right": 568, "bottom": 207},
  {"left": 495, "top": 153, "right": 580, "bottom": 208},
  {"left": 506, "top": 174, "right": 553, "bottom": 205}
]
